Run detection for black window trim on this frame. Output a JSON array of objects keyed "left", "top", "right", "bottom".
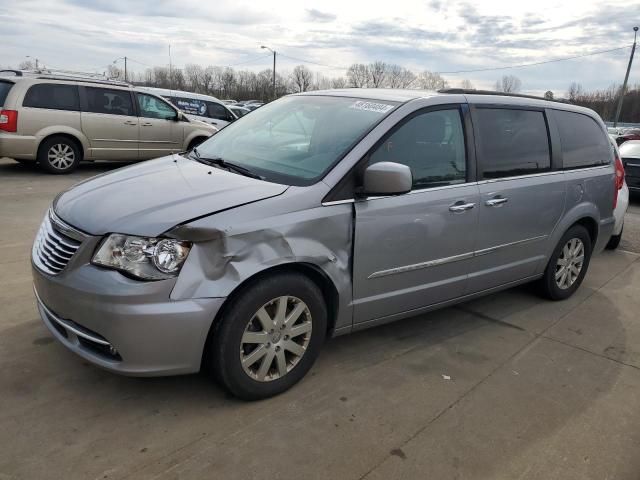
[
  {"left": 469, "top": 104, "right": 554, "bottom": 181},
  {"left": 22, "top": 82, "right": 81, "bottom": 112},
  {"left": 323, "top": 102, "right": 475, "bottom": 203}
]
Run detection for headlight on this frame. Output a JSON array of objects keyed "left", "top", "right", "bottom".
[{"left": 92, "top": 234, "right": 191, "bottom": 280}]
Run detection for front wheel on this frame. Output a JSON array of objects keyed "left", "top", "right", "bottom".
[
  {"left": 539, "top": 225, "right": 592, "bottom": 300},
  {"left": 210, "top": 273, "right": 327, "bottom": 400}
]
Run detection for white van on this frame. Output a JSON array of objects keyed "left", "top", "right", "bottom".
[{"left": 137, "top": 87, "right": 237, "bottom": 129}]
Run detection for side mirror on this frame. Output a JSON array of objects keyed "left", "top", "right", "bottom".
[{"left": 362, "top": 162, "right": 412, "bottom": 196}]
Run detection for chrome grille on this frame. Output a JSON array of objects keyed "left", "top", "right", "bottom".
[{"left": 32, "top": 212, "right": 83, "bottom": 275}]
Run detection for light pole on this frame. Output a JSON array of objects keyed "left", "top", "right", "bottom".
[
  {"left": 113, "top": 57, "right": 128, "bottom": 82},
  {"left": 613, "top": 26, "right": 638, "bottom": 128},
  {"left": 261, "top": 45, "right": 276, "bottom": 100}
]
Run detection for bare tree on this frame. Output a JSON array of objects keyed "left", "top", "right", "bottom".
[
  {"left": 368, "top": 61, "right": 388, "bottom": 88},
  {"left": 290, "top": 65, "right": 313, "bottom": 93},
  {"left": 495, "top": 75, "right": 522, "bottom": 93},
  {"left": 567, "top": 82, "right": 584, "bottom": 102},
  {"left": 544, "top": 90, "right": 554, "bottom": 100},
  {"left": 107, "top": 64, "right": 123, "bottom": 80},
  {"left": 331, "top": 77, "right": 348, "bottom": 89},
  {"left": 19, "top": 60, "right": 36, "bottom": 70},
  {"left": 460, "top": 79, "right": 474, "bottom": 90},
  {"left": 387, "top": 64, "right": 416, "bottom": 89},
  {"left": 417, "top": 71, "right": 449, "bottom": 90},
  {"left": 347, "top": 63, "right": 369, "bottom": 88}
]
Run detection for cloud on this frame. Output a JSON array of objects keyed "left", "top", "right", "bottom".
[{"left": 306, "top": 8, "right": 336, "bottom": 23}]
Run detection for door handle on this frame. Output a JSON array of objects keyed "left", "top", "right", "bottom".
[
  {"left": 449, "top": 202, "right": 476, "bottom": 213},
  {"left": 123, "top": 120, "right": 137, "bottom": 126},
  {"left": 485, "top": 197, "right": 508, "bottom": 207},
  {"left": 141, "top": 122, "right": 153, "bottom": 127}
]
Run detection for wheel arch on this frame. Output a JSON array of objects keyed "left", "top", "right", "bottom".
[
  {"left": 37, "top": 131, "right": 87, "bottom": 161},
  {"left": 200, "top": 261, "right": 340, "bottom": 369}
]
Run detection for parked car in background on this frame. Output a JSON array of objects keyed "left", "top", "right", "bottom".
[
  {"left": 244, "top": 102, "right": 264, "bottom": 111},
  {"left": 615, "top": 129, "right": 640, "bottom": 146},
  {"left": 138, "top": 87, "right": 237, "bottom": 129},
  {"left": 237, "top": 99, "right": 261, "bottom": 106},
  {"left": 32, "top": 89, "right": 615, "bottom": 399},
  {"left": 619, "top": 140, "right": 640, "bottom": 193},
  {"left": 228, "top": 105, "right": 251, "bottom": 118},
  {"left": 221, "top": 100, "right": 238, "bottom": 105},
  {"left": 0, "top": 71, "right": 216, "bottom": 173},
  {"left": 608, "top": 139, "right": 628, "bottom": 249}
]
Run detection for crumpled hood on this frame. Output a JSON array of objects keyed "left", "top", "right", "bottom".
[{"left": 54, "top": 155, "right": 288, "bottom": 237}]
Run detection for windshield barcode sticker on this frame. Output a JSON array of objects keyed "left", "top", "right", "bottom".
[{"left": 349, "top": 101, "right": 394, "bottom": 114}]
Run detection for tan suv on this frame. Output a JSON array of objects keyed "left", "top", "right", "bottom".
[{"left": 0, "top": 71, "right": 217, "bottom": 173}]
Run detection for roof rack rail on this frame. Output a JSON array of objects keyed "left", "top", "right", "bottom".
[
  {"left": 5, "top": 68, "right": 130, "bottom": 86},
  {"left": 438, "top": 88, "right": 565, "bottom": 103}
]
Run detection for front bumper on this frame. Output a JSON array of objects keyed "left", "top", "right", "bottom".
[{"left": 32, "top": 262, "right": 225, "bottom": 376}]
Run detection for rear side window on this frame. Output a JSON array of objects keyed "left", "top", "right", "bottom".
[
  {"left": 475, "top": 108, "right": 551, "bottom": 179},
  {"left": 0, "top": 81, "right": 13, "bottom": 106},
  {"left": 554, "top": 110, "right": 611, "bottom": 169},
  {"left": 85, "top": 87, "right": 134, "bottom": 116},
  {"left": 23, "top": 83, "right": 80, "bottom": 111}
]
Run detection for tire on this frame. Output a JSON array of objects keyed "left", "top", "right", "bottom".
[
  {"left": 211, "top": 272, "right": 327, "bottom": 400},
  {"left": 606, "top": 225, "right": 623, "bottom": 250},
  {"left": 38, "top": 136, "right": 82, "bottom": 174},
  {"left": 539, "top": 225, "right": 592, "bottom": 301},
  {"left": 188, "top": 137, "right": 207, "bottom": 151}
]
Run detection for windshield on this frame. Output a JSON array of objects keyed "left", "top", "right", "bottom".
[
  {"left": 193, "top": 95, "right": 398, "bottom": 186},
  {"left": 0, "top": 81, "right": 13, "bottom": 106}
]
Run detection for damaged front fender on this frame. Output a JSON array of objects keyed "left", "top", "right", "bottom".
[{"left": 168, "top": 198, "right": 354, "bottom": 333}]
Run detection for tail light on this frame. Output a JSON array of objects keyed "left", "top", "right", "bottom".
[
  {"left": 613, "top": 148, "right": 625, "bottom": 208},
  {"left": 0, "top": 109, "right": 18, "bottom": 133}
]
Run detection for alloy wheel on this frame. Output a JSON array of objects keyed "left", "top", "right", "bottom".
[
  {"left": 555, "top": 238, "right": 585, "bottom": 289},
  {"left": 240, "top": 296, "right": 312, "bottom": 382},
  {"left": 47, "top": 144, "right": 75, "bottom": 170}
]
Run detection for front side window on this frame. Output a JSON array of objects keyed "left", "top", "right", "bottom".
[
  {"left": 85, "top": 87, "right": 134, "bottom": 116},
  {"left": 554, "top": 110, "right": 611, "bottom": 169},
  {"left": 368, "top": 108, "right": 467, "bottom": 189},
  {"left": 476, "top": 108, "right": 551, "bottom": 179},
  {"left": 23, "top": 83, "right": 80, "bottom": 111},
  {"left": 194, "top": 96, "right": 398, "bottom": 186},
  {"left": 136, "top": 94, "right": 177, "bottom": 120}
]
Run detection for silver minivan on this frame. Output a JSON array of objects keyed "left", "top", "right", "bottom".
[
  {"left": 0, "top": 72, "right": 217, "bottom": 173},
  {"left": 32, "top": 89, "right": 616, "bottom": 399}
]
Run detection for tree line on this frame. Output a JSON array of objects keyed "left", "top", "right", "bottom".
[{"left": 15, "top": 59, "right": 640, "bottom": 122}]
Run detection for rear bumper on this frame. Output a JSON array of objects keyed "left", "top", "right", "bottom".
[
  {"left": 0, "top": 132, "right": 37, "bottom": 159},
  {"left": 32, "top": 263, "right": 225, "bottom": 376}
]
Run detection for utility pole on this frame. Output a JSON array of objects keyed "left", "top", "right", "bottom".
[
  {"left": 124, "top": 56, "right": 127, "bottom": 83},
  {"left": 613, "top": 26, "right": 638, "bottom": 128},
  {"left": 261, "top": 45, "right": 276, "bottom": 100}
]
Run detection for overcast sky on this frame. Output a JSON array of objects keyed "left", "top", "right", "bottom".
[{"left": 2, "top": 0, "right": 638, "bottom": 96}]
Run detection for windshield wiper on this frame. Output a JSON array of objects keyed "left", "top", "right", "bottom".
[{"left": 191, "top": 149, "right": 264, "bottom": 180}]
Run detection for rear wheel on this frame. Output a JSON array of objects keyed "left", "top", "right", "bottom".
[
  {"left": 188, "top": 137, "right": 207, "bottom": 151},
  {"left": 539, "top": 225, "right": 592, "bottom": 300},
  {"left": 606, "top": 225, "right": 623, "bottom": 250},
  {"left": 38, "top": 136, "right": 81, "bottom": 174},
  {"left": 210, "top": 273, "right": 327, "bottom": 400}
]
